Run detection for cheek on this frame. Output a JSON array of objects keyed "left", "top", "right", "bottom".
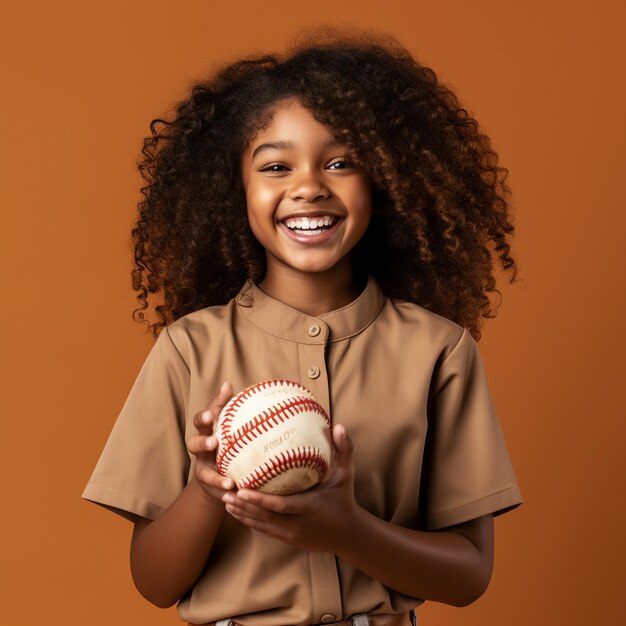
[
  {"left": 245, "top": 187, "right": 278, "bottom": 245},
  {"left": 245, "top": 211, "right": 269, "bottom": 249},
  {"left": 349, "top": 183, "right": 373, "bottom": 224},
  {"left": 246, "top": 183, "right": 280, "bottom": 217}
]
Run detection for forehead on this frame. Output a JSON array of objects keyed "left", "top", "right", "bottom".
[{"left": 244, "top": 98, "right": 340, "bottom": 155}]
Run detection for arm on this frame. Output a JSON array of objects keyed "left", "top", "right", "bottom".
[
  {"left": 337, "top": 505, "right": 493, "bottom": 606},
  {"left": 223, "top": 424, "right": 494, "bottom": 607},
  {"left": 130, "top": 383, "right": 236, "bottom": 608}
]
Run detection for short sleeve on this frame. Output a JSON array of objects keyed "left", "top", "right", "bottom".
[
  {"left": 420, "top": 329, "right": 523, "bottom": 530},
  {"left": 81, "top": 327, "right": 191, "bottom": 522}
]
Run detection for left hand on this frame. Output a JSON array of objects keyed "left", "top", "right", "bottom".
[{"left": 222, "top": 424, "right": 361, "bottom": 552}]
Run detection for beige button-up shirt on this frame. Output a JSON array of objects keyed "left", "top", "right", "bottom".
[{"left": 82, "top": 277, "right": 522, "bottom": 625}]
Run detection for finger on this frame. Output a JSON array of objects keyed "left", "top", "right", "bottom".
[
  {"left": 192, "top": 382, "right": 234, "bottom": 432},
  {"left": 224, "top": 501, "right": 275, "bottom": 522},
  {"left": 223, "top": 491, "right": 291, "bottom": 517},
  {"left": 209, "top": 381, "right": 234, "bottom": 419},
  {"left": 187, "top": 434, "right": 219, "bottom": 456},
  {"left": 332, "top": 423, "right": 354, "bottom": 457},
  {"left": 233, "top": 489, "right": 303, "bottom": 514},
  {"left": 226, "top": 510, "right": 287, "bottom": 540},
  {"left": 323, "top": 424, "right": 355, "bottom": 483},
  {"left": 197, "top": 464, "right": 236, "bottom": 491},
  {"left": 193, "top": 408, "right": 216, "bottom": 432}
]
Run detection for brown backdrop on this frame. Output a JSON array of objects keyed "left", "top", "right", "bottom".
[{"left": 2, "top": 0, "right": 625, "bottom": 624}]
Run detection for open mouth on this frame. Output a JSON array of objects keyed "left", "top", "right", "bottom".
[{"left": 280, "top": 215, "right": 340, "bottom": 236}]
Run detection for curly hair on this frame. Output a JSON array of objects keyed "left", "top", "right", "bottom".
[{"left": 132, "top": 28, "right": 517, "bottom": 341}]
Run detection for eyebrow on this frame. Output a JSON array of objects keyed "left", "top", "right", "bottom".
[{"left": 251, "top": 138, "right": 342, "bottom": 160}]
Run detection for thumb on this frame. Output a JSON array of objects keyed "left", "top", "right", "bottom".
[
  {"left": 331, "top": 423, "right": 354, "bottom": 461},
  {"left": 211, "top": 381, "right": 234, "bottom": 416}
]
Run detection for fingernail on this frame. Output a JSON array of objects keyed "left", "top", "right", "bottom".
[
  {"left": 237, "top": 490, "right": 250, "bottom": 501},
  {"left": 221, "top": 381, "right": 231, "bottom": 394},
  {"left": 206, "top": 436, "right": 213, "bottom": 448},
  {"left": 223, "top": 479, "right": 234, "bottom": 490},
  {"left": 202, "top": 410, "right": 212, "bottom": 423},
  {"left": 222, "top": 493, "right": 233, "bottom": 504}
]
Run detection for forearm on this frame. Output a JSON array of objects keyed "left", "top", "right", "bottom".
[
  {"left": 130, "top": 476, "right": 226, "bottom": 608},
  {"left": 222, "top": 425, "right": 494, "bottom": 607},
  {"left": 337, "top": 508, "right": 493, "bottom": 607}
]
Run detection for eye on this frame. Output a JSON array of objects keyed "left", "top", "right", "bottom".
[
  {"left": 327, "top": 158, "right": 353, "bottom": 171},
  {"left": 259, "top": 162, "right": 289, "bottom": 173}
]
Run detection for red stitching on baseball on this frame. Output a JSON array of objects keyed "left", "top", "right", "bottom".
[
  {"left": 216, "top": 397, "right": 329, "bottom": 475},
  {"left": 215, "top": 380, "right": 330, "bottom": 480},
  {"left": 218, "top": 380, "right": 310, "bottom": 440},
  {"left": 238, "top": 447, "right": 329, "bottom": 491}
]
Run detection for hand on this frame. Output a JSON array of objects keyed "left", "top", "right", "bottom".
[
  {"left": 187, "top": 382, "right": 236, "bottom": 505},
  {"left": 222, "top": 424, "right": 362, "bottom": 552}
]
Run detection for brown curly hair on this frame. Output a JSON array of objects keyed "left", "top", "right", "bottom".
[{"left": 132, "top": 28, "right": 517, "bottom": 341}]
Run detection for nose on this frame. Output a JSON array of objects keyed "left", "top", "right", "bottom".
[{"left": 288, "top": 168, "right": 330, "bottom": 202}]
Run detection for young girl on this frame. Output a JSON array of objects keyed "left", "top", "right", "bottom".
[{"left": 83, "top": 30, "right": 522, "bottom": 626}]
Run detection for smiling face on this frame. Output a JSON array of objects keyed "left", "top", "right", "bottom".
[{"left": 241, "top": 98, "right": 372, "bottom": 286}]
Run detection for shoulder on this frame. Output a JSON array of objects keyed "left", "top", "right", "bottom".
[
  {"left": 383, "top": 295, "right": 467, "bottom": 358},
  {"left": 169, "top": 299, "right": 235, "bottom": 332},
  {"left": 160, "top": 298, "right": 238, "bottom": 362}
]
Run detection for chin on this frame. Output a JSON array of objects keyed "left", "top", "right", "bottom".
[
  {"left": 296, "top": 260, "right": 345, "bottom": 274},
  {"left": 283, "top": 257, "right": 342, "bottom": 275}
]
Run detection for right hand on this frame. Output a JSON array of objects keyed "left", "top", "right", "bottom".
[{"left": 187, "top": 381, "right": 236, "bottom": 504}]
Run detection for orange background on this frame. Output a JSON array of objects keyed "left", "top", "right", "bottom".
[{"left": 1, "top": 0, "right": 625, "bottom": 624}]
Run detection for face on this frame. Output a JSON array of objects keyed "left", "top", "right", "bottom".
[{"left": 241, "top": 98, "right": 372, "bottom": 281}]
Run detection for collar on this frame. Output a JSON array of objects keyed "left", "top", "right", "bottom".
[{"left": 235, "top": 276, "right": 387, "bottom": 344}]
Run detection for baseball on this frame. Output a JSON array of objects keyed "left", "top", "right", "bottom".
[{"left": 215, "top": 380, "right": 332, "bottom": 495}]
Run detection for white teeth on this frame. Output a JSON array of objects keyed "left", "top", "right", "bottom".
[{"left": 283, "top": 215, "right": 335, "bottom": 230}]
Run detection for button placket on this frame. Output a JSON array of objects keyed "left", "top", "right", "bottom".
[
  {"left": 297, "top": 326, "right": 340, "bottom": 621},
  {"left": 297, "top": 324, "right": 330, "bottom": 421},
  {"left": 303, "top": 321, "right": 325, "bottom": 385}
]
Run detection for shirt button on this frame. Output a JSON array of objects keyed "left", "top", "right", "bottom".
[
  {"left": 308, "top": 324, "right": 321, "bottom": 337},
  {"left": 308, "top": 366, "right": 320, "bottom": 379},
  {"left": 320, "top": 615, "right": 335, "bottom": 623}
]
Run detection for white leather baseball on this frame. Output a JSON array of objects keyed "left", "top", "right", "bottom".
[{"left": 215, "top": 380, "right": 332, "bottom": 495}]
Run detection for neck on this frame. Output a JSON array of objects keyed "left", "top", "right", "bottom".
[{"left": 259, "top": 265, "right": 364, "bottom": 317}]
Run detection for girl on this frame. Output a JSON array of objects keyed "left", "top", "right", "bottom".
[{"left": 83, "top": 29, "right": 523, "bottom": 626}]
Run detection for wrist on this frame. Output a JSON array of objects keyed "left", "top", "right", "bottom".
[
  {"left": 334, "top": 503, "right": 376, "bottom": 560},
  {"left": 188, "top": 475, "right": 228, "bottom": 511},
  {"left": 332, "top": 501, "right": 369, "bottom": 556}
]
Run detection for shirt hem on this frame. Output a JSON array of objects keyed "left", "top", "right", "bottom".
[
  {"left": 425, "top": 485, "right": 523, "bottom": 530},
  {"left": 81, "top": 483, "right": 165, "bottom": 522}
]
